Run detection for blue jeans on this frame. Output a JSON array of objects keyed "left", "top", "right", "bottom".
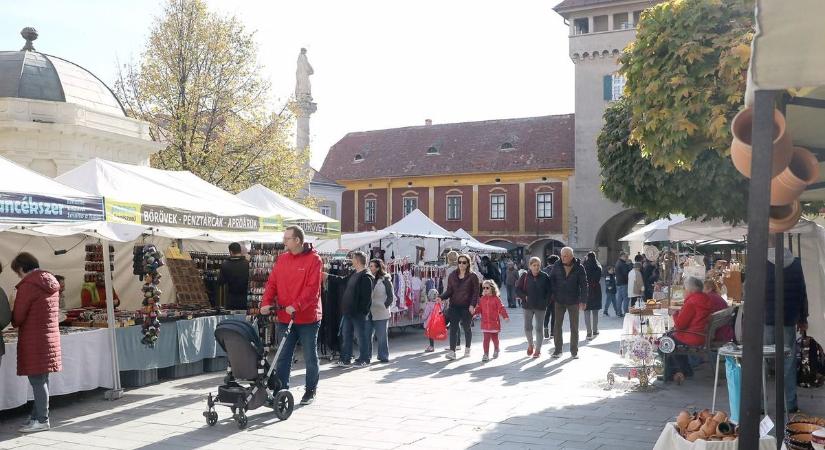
[
  {"left": 603, "top": 292, "right": 620, "bottom": 315},
  {"left": 764, "top": 325, "right": 798, "bottom": 411},
  {"left": 27, "top": 373, "right": 49, "bottom": 423},
  {"left": 276, "top": 321, "right": 320, "bottom": 391},
  {"left": 365, "top": 318, "right": 390, "bottom": 362},
  {"left": 616, "top": 285, "right": 629, "bottom": 314},
  {"left": 340, "top": 314, "right": 369, "bottom": 363}
]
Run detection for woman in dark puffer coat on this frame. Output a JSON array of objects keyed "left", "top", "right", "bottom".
[{"left": 11, "top": 252, "right": 61, "bottom": 433}]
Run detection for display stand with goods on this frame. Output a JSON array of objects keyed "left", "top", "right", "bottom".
[
  {"left": 81, "top": 243, "right": 120, "bottom": 310},
  {"left": 138, "top": 244, "right": 164, "bottom": 347},
  {"left": 247, "top": 243, "right": 284, "bottom": 316},
  {"left": 164, "top": 249, "right": 211, "bottom": 308},
  {"left": 190, "top": 252, "right": 230, "bottom": 307},
  {"left": 784, "top": 415, "right": 825, "bottom": 450}
]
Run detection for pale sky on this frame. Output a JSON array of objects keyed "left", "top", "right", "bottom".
[{"left": 1, "top": 0, "right": 574, "bottom": 170}]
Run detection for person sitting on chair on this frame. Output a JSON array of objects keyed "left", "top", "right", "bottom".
[{"left": 664, "top": 276, "right": 716, "bottom": 385}]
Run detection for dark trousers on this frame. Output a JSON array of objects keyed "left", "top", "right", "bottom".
[
  {"left": 340, "top": 314, "right": 369, "bottom": 363},
  {"left": 505, "top": 285, "right": 517, "bottom": 308},
  {"left": 544, "top": 302, "right": 555, "bottom": 334},
  {"left": 276, "top": 322, "right": 320, "bottom": 391},
  {"left": 28, "top": 373, "right": 49, "bottom": 423},
  {"left": 553, "top": 303, "right": 580, "bottom": 356},
  {"left": 661, "top": 334, "right": 695, "bottom": 380},
  {"left": 448, "top": 306, "right": 472, "bottom": 351}
]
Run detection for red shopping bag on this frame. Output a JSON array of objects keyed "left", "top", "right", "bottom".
[{"left": 425, "top": 303, "right": 447, "bottom": 341}]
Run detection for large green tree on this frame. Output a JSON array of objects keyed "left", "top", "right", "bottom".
[
  {"left": 597, "top": 99, "right": 749, "bottom": 223},
  {"left": 114, "top": 0, "right": 310, "bottom": 196},
  {"left": 619, "top": 0, "right": 753, "bottom": 170}
]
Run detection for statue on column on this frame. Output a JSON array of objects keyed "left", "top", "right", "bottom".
[{"left": 295, "top": 48, "right": 314, "bottom": 102}]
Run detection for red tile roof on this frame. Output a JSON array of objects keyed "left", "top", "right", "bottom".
[{"left": 320, "top": 114, "right": 575, "bottom": 182}]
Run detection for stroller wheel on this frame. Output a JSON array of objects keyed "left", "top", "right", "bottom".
[
  {"left": 206, "top": 411, "right": 218, "bottom": 426},
  {"left": 273, "top": 390, "right": 294, "bottom": 421},
  {"left": 236, "top": 411, "right": 248, "bottom": 429}
]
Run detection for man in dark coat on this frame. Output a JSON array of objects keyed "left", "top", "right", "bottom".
[
  {"left": 765, "top": 244, "right": 808, "bottom": 413},
  {"left": 218, "top": 242, "right": 250, "bottom": 310},
  {"left": 330, "top": 251, "right": 375, "bottom": 367},
  {"left": 481, "top": 256, "right": 502, "bottom": 288},
  {"left": 549, "top": 247, "right": 588, "bottom": 359},
  {"left": 614, "top": 252, "right": 631, "bottom": 316}
]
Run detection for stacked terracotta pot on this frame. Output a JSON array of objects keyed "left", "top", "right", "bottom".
[
  {"left": 675, "top": 409, "right": 738, "bottom": 442},
  {"left": 730, "top": 107, "right": 820, "bottom": 232}
]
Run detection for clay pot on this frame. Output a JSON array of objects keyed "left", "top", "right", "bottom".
[
  {"left": 687, "top": 430, "right": 707, "bottom": 442},
  {"left": 716, "top": 421, "right": 735, "bottom": 436},
  {"left": 687, "top": 418, "right": 702, "bottom": 432},
  {"left": 676, "top": 411, "right": 691, "bottom": 432},
  {"left": 698, "top": 409, "right": 712, "bottom": 421},
  {"left": 771, "top": 146, "right": 821, "bottom": 205},
  {"left": 769, "top": 200, "right": 803, "bottom": 233},
  {"left": 723, "top": 436, "right": 737, "bottom": 441},
  {"left": 701, "top": 419, "right": 718, "bottom": 437},
  {"left": 712, "top": 411, "right": 728, "bottom": 424},
  {"left": 730, "top": 106, "right": 793, "bottom": 178}
]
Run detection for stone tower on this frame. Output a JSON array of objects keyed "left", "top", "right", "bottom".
[{"left": 554, "top": 0, "right": 655, "bottom": 263}]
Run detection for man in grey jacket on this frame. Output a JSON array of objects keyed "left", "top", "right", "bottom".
[{"left": 332, "top": 251, "right": 374, "bottom": 367}]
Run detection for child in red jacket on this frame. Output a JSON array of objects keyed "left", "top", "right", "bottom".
[{"left": 474, "top": 280, "right": 509, "bottom": 362}]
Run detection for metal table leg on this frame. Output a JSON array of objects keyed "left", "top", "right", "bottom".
[{"left": 712, "top": 351, "right": 722, "bottom": 412}]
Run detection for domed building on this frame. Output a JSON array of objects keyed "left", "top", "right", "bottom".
[{"left": 0, "top": 28, "right": 161, "bottom": 177}]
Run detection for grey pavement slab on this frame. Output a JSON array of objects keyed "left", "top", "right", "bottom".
[{"left": 1, "top": 308, "right": 824, "bottom": 450}]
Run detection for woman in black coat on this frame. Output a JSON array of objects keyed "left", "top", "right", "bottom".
[{"left": 583, "top": 252, "right": 603, "bottom": 340}]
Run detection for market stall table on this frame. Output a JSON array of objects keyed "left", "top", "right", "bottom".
[
  {"left": 653, "top": 423, "right": 775, "bottom": 450},
  {"left": 0, "top": 328, "right": 114, "bottom": 410},
  {"left": 116, "top": 314, "right": 246, "bottom": 371}
]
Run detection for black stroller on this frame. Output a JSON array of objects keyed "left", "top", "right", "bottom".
[{"left": 203, "top": 313, "right": 294, "bottom": 429}]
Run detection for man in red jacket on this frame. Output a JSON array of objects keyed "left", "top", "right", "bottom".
[{"left": 260, "top": 225, "right": 323, "bottom": 405}]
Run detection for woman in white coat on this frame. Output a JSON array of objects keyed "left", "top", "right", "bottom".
[{"left": 627, "top": 262, "right": 645, "bottom": 310}]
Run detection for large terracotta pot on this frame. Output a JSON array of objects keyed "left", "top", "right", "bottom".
[
  {"left": 771, "top": 146, "right": 820, "bottom": 205},
  {"left": 769, "top": 200, "right": 802, "bottom": 233},
  {"left": 730, "top": 107, "right": 793, "bottom": 178}
]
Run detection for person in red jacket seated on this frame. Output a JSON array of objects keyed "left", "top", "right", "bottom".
[
  {"left": 11, "top": 252, "right": 61, "bottom": 433},
  {"left": 666, "top": 276, "right": 716, "bottom": 385},
  {"left": 703, "top": 279, "right": 734, "bottom": 343},
  {"left": 259, "top": 225, "right": 323, "bottom": 406}
]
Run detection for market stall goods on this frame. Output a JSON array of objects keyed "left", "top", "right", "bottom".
[
  {"left": 138, "top": 244, "right": 164, "bottom": 347},
  {"left": 671, "top": 409, "right": 738, "bottom": 442},
  {"left": 785, "top": 416, "right": 825, "bottom": 450}
]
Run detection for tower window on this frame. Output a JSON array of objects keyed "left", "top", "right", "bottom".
[
  {"left": 427, "top": 146, "right": 439, "bottom": 155},
  {"left": 500, "top": 142, "right": 514, "bottom": 151},
  {"left": 613, "top": 12, "right": 630, "bottom": 30},
  {"left": 593, "top": 15, "right": 609, "bottom": 32},
  {"left": 354, "top": 154, "right": 363, "bottom": 162},
  {"left": 573, "top": 18, "right": 589, "bottom": 35}
]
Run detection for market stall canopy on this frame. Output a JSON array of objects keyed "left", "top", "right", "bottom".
[
  {"left": 55, "top": 158, "right": 285, "bottom": 242},
  {"left": 668, "top": 218, "right": 818, "bottom": 243},
  {"left": 0, "top": 155, "right": 105, "bottom": 224},
  {"left": 314, "top": 209, "right": 458, "bottom": 254},
  {"left": 453, "top": 228, "right": 507, "bottom": 253},
  {"left": 619, "top": 215, "right": 686, "bottom": 243},
  {"left": 236, "top": 184, "right": 339, "bottom": 238},
  {"left": 746, "top": 0, "right": 825, "bottom": 202},
  {"left": 383, "top": 209, "right": 458, "bottom": 240}
]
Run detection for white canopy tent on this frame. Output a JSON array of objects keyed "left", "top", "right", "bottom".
[
  {"left": 667, "top": 218, "right": 818, "bottom": 243},
  {"left": 237, "top": 184, "right": 336, "bottom": 224},
  {"left": 315, "top": 210, "right": 460, "bottom": 260},
  {"left": 56, "top": 158, "right": 287, "bottom": 243},
  {"left": 452, "top": 228, "right": 508, "bottom": 254},
  {"left": 619, "top": 215, "right": 686, "bottom": 243}
]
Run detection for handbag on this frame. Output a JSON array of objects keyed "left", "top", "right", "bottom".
[
  {"left": 0, "top": 288, "right": 10, "bottom": 330},
  {"left": 425, "top": 303, "right": 447, "bottom": 341}
]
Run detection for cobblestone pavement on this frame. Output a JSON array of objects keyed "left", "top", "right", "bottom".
[{"left": 1, "top": 309, "right": 823, "bottom": 449}]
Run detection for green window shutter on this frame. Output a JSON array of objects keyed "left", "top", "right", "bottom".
[{"left": 603, "top": 74, "right": 613, "bottom": 101}]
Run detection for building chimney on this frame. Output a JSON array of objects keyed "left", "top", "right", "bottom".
[{"left": 424, "top": 119, "right": 432, "bottom": 126}]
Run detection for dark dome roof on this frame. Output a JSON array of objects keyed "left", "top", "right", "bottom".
[{"left": 0, "top": 29, "right": 126, "bottom": 117}]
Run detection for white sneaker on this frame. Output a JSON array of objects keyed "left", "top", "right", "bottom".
[
  {"left": 445, "top": 351, "right": 456, "bottom": 360},
  {"left": 19, "top": 420, "right": 49, "bottom": 433},
  {"left": 464, "top": 348, "right": 471, "bottom": 358}
]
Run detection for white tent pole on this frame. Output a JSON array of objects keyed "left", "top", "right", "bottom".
[{"left": 102, "top": 240, "right": 123, "bottom": 400}]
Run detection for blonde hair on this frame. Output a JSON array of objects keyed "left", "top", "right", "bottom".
[
  {"left": 529, "top": 257, "right": 542, "bottom": 267},
  {"left": 703, "top": 279, "right": 720, "bottom": 293},
  {"left": 481, "top": 279, "right": 500, "bottom": 297}
]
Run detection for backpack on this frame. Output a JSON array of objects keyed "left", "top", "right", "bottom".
[{"left": 797, "top": 331, "right": 825, "bottom": 388}]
